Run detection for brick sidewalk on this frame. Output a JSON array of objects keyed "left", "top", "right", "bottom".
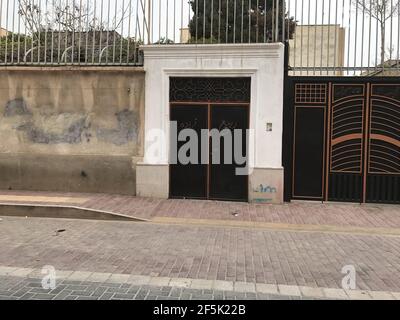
[
  {"left": 1, "top": 216, "right": 400, "bottom": 293},
  {"left": 0, "top": 190, "right": 399, "bottom": 229}
]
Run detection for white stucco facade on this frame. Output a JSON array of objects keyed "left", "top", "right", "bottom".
[{"left": 137, "top": 43, "right": 285, "bottom": 203}]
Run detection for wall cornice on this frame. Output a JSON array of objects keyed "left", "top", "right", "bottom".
[{"left": 141, "top": 43, "right": 283, "bottom": 59}]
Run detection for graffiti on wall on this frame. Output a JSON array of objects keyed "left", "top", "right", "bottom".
[
  {"left": 4, "top": 99, "right": 139, "bottom": 146},
  {"left": 252, "top": 184, "right": 278, "bottom": 203}
]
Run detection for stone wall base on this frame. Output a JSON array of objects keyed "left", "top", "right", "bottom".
[
  {"left": 249, "top": 168, "right": 284, "bottom": 204},
  {"left": 136, "top": 164, "right": 169, "bottom": 199}
]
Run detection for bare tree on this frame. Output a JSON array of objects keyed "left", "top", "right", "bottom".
[
  {"left": 14, "top": 0, "right": 135, "bottom": 63},
  {"left": 353, "top": 0, "right": 399, "bottom": 66},
  {"left": 18, "top": 0, "right": 100, "bottom": 35}
]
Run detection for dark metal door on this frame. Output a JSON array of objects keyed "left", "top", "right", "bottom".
[
  {"left": 169, "top": 77, "right": 251, "bottom": 202},
  {"left": 366, "top": 84, "right": 400, "bottom": 203},
  {"left": 170, "top": 105, "right": 208, "bottom": 199},
  {"left": 284, "top": 78, "right": 400, "bottom": 204},
  {"left": 328, "top": 84, "right": 365, "bottom": 202},
  {"left": 209, "top": 105, "right": 249, "bottom": 202}
]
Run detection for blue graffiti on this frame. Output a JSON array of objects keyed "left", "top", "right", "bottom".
[{"left": 253, "top": 184, "right": 277, "bottom": 194}]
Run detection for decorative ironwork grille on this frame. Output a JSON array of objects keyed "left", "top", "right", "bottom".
[
  {"left": 170, "top": 77, "right": 251, "bottom": 103},
  {"left": 295, "top": 83, "right": 327, "bottom": 104}
]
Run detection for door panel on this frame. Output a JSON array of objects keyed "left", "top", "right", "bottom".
[
  {"left": 293, "top": 107, "right": 325, "bottom": 199},
  {"left": 328, "top": 84, "right": 364, "bottom": 202},
  {"left": 170, "top": 105, "right": 208, "bottom": 199},
  {"left": 209, "top": 105, "right": 249, "bottom": 201},
  {"left": 366, "top": 84, "right": 400, "bottom": 204}
]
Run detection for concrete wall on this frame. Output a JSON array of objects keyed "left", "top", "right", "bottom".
[{"left": 0, "top": 67, "right": 145, "bottom": 194}]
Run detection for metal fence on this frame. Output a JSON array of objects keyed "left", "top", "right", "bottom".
[
  {"left": 288, "top": 0, "right": 400, "bottom": 76},
  {"left": 0, "top": 0, "right": 399, "bottom": 75},
  {"left": 0, "top": 0, "right": 289, "bottom": 66}
]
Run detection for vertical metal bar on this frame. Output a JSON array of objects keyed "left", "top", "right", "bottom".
[
  {"left": 210, "top": 0, "right": 214, "bottom": 41},
  {"left": 374, "top": 1, "right": 378, "bottom": 71},
  {"left": 105, "top": 0, "right": 110, "bottom": 63},
  {"left": 149, "top": 0, "right": 153, "bottom": 43},
  {"left": 367, "top": 0, "right": 372, "bottom": 72},
  {"left": 313, "top": 0, "right": 318, "bottom": 75},
  {"left": 158, "top": 0, "right": 161, "bottom": 43},
  {"left": 218, "top": 0, "right": 221, "bottom": 43},
  {"left": 389, "top": 0, "right": 393, "bottom": 63},
  {"left": 17, "top": 0, "right": 22, "bottom": 64},
  {"left": 347, "top": 0, "right": 351, "bottom": 75},
  {"left": 30, "top": 0, "right": 35, "bottom": 63},
  {"left": 84, "top": 0, "right": 90, "bottom": 64},
  {"left": 173, "top": 0, "right": 176, "bottom": 43},
  {"left": 275, "top": 0, "right": 279, "bottom": 42},
  {"left": 256, "top": 0, "right": 258, "bottom": 43},
  {"left": 64, "top": 0, "right": 69, "bottom": 64},
  {"left": 143, "top": 0, "right": 147, "bottom": 43},
  {"left": 327, "top": 0, "right": 331, "bottom": 75},
  {"left": 78, "top": 0, "right": 83, "bottom": 65},
  {"left": 300, "top": 0, "right": 304, "bottom": 75},
  {"left": 38, "top": 0, "right": 42, "bottom": 63},
  {"left": 397, "top": 0, "right": 400, "bottom": 73},
  {"left": 22, "top": 0, "right": 28, "bottom": 64},
  {"left": 50, "top": 0, "right": 55, "bottom": 64},
  {"left": 263, "top": 0, "right": 266, "bottom": 43},
  {"left": 226, "top": 0, "right": 229, "bottom": 43},
  {"left": 334, "top": 0, "right": 338, "bottom": 75},
  {"left": 127, "top": 0, "right": 132, "bottom": 63},
  {"left": 11, "top": 0, "right": 15, "bottom": 64},
  {"left": 287, "top": 0, "right": 290, "bottom": 42},
  {"left": 43, "top": 0, "right": 48, "bottom": 64},
  {"left": 120, "top": 0, "right": 125, "bottom": 63},
  {"left": 71, "top": 0, "right": 75, "bottom": 64},
  {"left": 0, "top": 0, "right": 3, "bottom": 65},
  {"left": 58, "top": 0, "right": 62, "bottom": 63},
  {"left": 293, "top": 0, "right": 297, "bottom": 75},
  {"left": 360, "top": 0, "right": 366, "bottom": 73},
  {"left": 233, "top": 0, "right": 237, "bottom": 43},
  {"left": 320, "top": 0, "right": 325, "bottom": 75},
  {"left": 195, "top": 0, "right": 198, "bottom": 41},
  {"left": 99, "top": 0, "right": 105, "bottom": 63},
  {"left": 281, "top": 0, "right": 285, "bottom": 42},
  {"left": 241, "top": 0, "right": 244, "bottom": 43},
  {"left": 134, "top": 0, "right": 139, "bottom": 64},
  {"left": 307, "top": 0, "right": 310, "bottom": 75},
  {"left": 188, "top": 0, "right": 191, "bottom": 42},
  {"left": 92, "top": 0, "right": 97, "bottom": 64},
  {"left": 166, "top": 0, "right": 169, "bottom": 41},
  {"left": 354, "top": 0, "right": 358, "bottom": 75},
  {"left": 204, "top": 0, "right": 207, "bottom": 42},
  {"left": 340, "top": 0, "right": 345, "bottom": 74},
  {"left": 272, "top": 0, "right": 275, "bottom": 41},
  {"left": 112, "top": 0, "right": 118, "bottom": 64},
  {"left": 248, "top": 0, "right": 251, "bottom": 43},
  {"left": 5, "top": 0, "right": 9, "bottom": 64}
]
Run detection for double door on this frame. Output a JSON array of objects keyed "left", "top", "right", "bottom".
[
  {"left": 170, "top": 104, "right": 249, "bottom": 202},
  {"left": 286, "top": 79, "right": 400, "bottom": 204}
]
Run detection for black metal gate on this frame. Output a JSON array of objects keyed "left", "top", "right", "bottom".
[
  {"left": 284, "top": 77, "right": 400, "bottom": 204},
  {"left": 169, "top": 77, "right": 251, "bottom": 202}
]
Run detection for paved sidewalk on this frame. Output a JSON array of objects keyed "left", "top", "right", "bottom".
[
  {"left": 1, "top": 216, "right": 400, "bottom": 294},
  {"left": 0, "top": 190, "right": 399, "bottom": 230},
  {"left": 0, "top": 275, "right": 309, "bottom": 300}
]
